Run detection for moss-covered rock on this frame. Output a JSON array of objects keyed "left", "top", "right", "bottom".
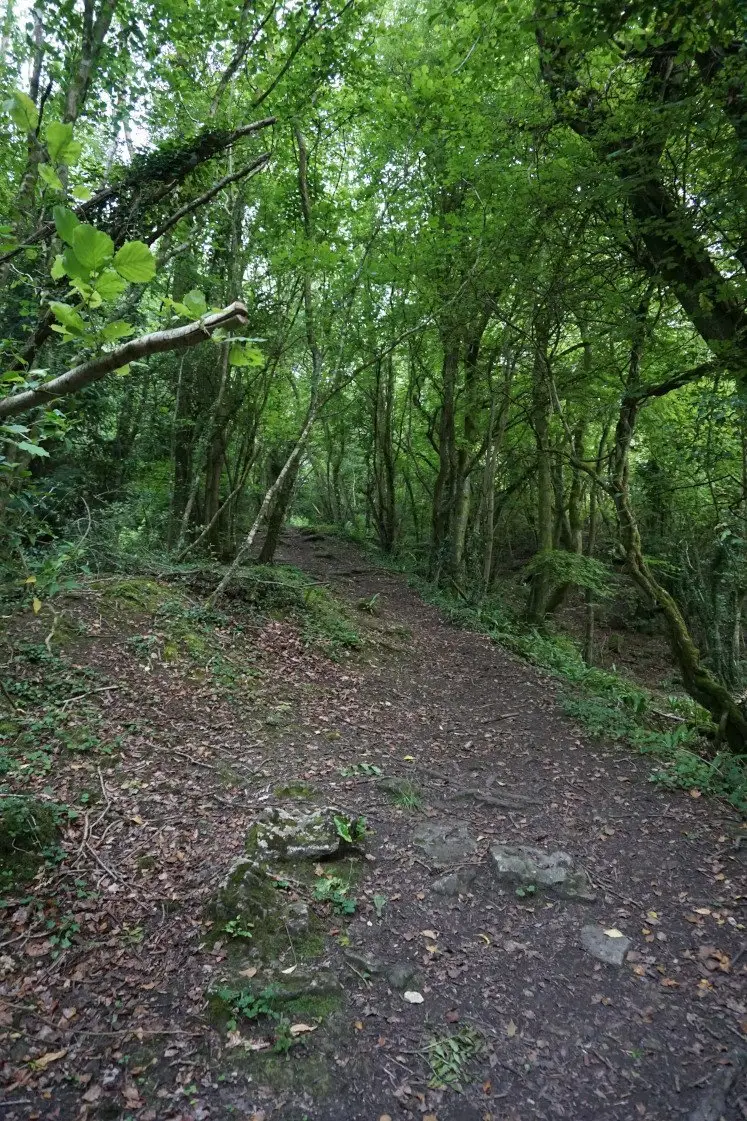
[
  {"left": 0, "top": 796, "right": 60, "bottom": 887},
  {"left": 245, "top": 806, "right": 345, "bottom": 863}
]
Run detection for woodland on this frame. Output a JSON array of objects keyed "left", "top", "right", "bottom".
[{"left": 0, "top": 2, "right": 747, "bottom": 1117}]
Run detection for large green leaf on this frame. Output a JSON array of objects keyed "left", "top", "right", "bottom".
[
  {"left": 94, "top": 269, "right": 129, "bottom": 301},
  {"left": 101, "top": 320, "right": 134, "bottom": 342},
  {"left": 113, "top": 241, "right": 155, "bottom": 282},
  {"left": 53, "top": 206, "right": 80, "bottom": 247},
  {"left": 4, "top": 89, "right": 38, "bottom": 133},
  {"left": 72, "top": 224, "right": 114, "bottom": 271},
  {"left": 49, "top": 302, "right": 86, "bottom": 336},
  {"left": 62, "top": 246, "right": 90, "bottom": 281},
  {"left": 229, "top": 343, "right": 264, "bottom": 367},
  {"left": 45, "top": 121, "right": 82, "bottom": 166},
  {"left": 183, "top": 288, "right": 207, "bottom": 317},
  {"left": 38, "top": 164, "right": 64, "bottom": 192}
]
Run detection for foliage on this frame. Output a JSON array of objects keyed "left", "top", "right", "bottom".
[
  {"left": 313, "top": 873, "right": 357, "bottom": 915},
  {"left": 426, "top": 1026, "right": 485, "bottom": 1091}
]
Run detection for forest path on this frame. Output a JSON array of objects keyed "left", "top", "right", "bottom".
[
  {"left": 2, "top": 530, "right": 745, "bottom": 1121},
  {"left": 269, "top": 527, "right": 747, "bottom": 1120}
]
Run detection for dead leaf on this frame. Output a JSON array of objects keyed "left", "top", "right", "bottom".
[
  {"left": 289, "top": 1022, "right": 317, "bottom": 1036},
  {"left": 239, "top": 966, "right": 258, "bottom": 979},
  {"left": 660, "top": 977, "right": 680, "bottom": 988},
  {"left": 82, "top": 1085, "right": 102, "bottom": 1103},
  {"left": 403, "top": 991, "right": 424, "bottom": 1004},
  {"left": 506, "top": 1020, "right": 517, "bottom": 1037},
  {"left": 30, "top": 1049, "right": 67, "bottom": 1070},
  {"left": 420, "top": 929, "right": 438, "bottom": 940},
  {"left": 603, "top": 928, "right": 625, "bottom": 938},
  {"left": 281, "top": 964, "right": 297, "bottom": 974},
  {"left": 689, "top": 788, "right": 702, "bottom": 798},
  {"left": 445, "top": 1009, "right": 460, "bottom": 1023}
]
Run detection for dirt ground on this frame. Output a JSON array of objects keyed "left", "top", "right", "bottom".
[{"left": 1, "top": 529, "right": 745, "bottom": 1121}]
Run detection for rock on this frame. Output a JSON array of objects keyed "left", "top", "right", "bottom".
[
  {"left": 245, "top": 806, "right": 346, "bottom": 863},
  {"left": 489, "top": 843, "right": 595, "bottom": 901},
  {"left": 385, "top": 962, "right": 418, "bottom": 989},
  {"left": 581, "top": 925, "right": 631, "bottom": 965},
  {"left": 343, "top": 948, "right": 382, "bottom": 976},
  {"left": 413, "top": 822, "right": 477, "bottom": 867},
  {"left": 431, "top": 867, "right": 479, "bottom": 896},
  {"left": 212, "top": 859, "right": 276, "bottom": 924},
  {"left": 285, "top": 901, "right": 309, "bottom": 935}
]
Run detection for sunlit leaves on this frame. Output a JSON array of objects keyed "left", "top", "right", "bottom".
[
  {"left": 53, "top": 207, "right": 81, "bottom": 247},
  {"left": 49, "top": 302, "right": 86, "bottom": 338},
  {"left": 3, "top": 89, "right": 38, "bottom": 133},
  {"left": 229, "top": 343, "right": 264, "bottom": 367},
  {"left": 38, "top": 165, "right": 64, "bottom": 192},
  {"left": 112, "top": 241, "right": 156, "bottom": 283},
  {"left": 45, "top": 122, "right": 82, "bottom": 166},
  {"left": 72, "top": 225, "right": 114, "bottom": 271}
]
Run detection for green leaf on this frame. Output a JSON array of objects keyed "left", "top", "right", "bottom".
[
  {"left": 70, "top": 185, "right": 92, "bottom": 201},
  {"left": 115, "top": 364, "right": 130, "bottom": 377},
  {"left": 38, "top": 164, "right": 64, "bottom": 192},
  {"left": 50, "top": 255, "right": 66, "bottom": 281},
  {"left": 183, "top": 288, "right": 207, "bottom": 317},
  {"left": 4, "top": 89, "right": 38, "bottom": 133},
  {"left": 53, "top": 206, "right": 80, "bottom": 247},
  {"left": 17, "top": 440, "right": 49, "bottom": 458},
  {"left": 113, "top": 240, "right": 155, "bottom": 282},
  {"left": 94, "top": 268, "right": 128, "bottom": 301},
  {"left": 44, "top": 121, "right": 83, "bottom": 166},
  {"left": 229, "top": 343, "right": 264, "bottom": 367},
  {"left": 61, "top": 246, "right": 91, "bottom": 281},
  {"left": 72, "top": 224, "right": 114, "bottom": 271},
  {"left": 101, "top": 320, "right": 134, "bottom": 342},
  {"left": 49, "top": 302, "right": 86, "bottom": 336}
]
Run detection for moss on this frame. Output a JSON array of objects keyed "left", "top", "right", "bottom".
[
  {"left": 240, "top": 1046, "right": 336, "bottom": 1096},
  {"left": 0, "top": 796, "right": 60, "bottom": 887},
  {"left": 273, "top": 781, "right": 317, "bottom": 800},
  {"left": 97, "top": 577, "right": 171, "bottom": 612}
]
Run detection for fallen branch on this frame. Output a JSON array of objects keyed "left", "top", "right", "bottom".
[{"left": 0, "top": 302, "right": 248, "bottom": 419}]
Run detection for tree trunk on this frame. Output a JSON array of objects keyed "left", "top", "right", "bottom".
[{"left": 525, "top": 313, "right": 554, "bottom": 624}]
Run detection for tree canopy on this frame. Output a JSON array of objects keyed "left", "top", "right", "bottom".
[{"left": 2, "top": 0, "right": 747, "bottom": 762}]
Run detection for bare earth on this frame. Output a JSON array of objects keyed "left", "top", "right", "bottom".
[{"left": 1, "top": 529, "right": 745, "bottom": 1121}]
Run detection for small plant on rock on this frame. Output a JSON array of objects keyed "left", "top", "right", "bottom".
[{"left": 333, "top": 813, "right": 367, "bottom": 844}]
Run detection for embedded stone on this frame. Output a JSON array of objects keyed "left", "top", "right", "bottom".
[
  {"left": 489, "top": 843, "right": 595, "bottom": 901},
  {"left": 413, "top": 822, "right": 478, "bottom": 867},
  {"left": 431, "top": 867, "right": 479, "bottom": 896},
  {"left": 581, "top": 925, "right": 631, "bottom": 966}
]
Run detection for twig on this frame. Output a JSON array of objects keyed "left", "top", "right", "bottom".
[{"left": 60, "top": 684, "right": 121, "bottom": 708}]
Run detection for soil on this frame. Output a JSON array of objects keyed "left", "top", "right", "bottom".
[{"left": 1, "top": 529, "right": 745, "bottom": 1121}]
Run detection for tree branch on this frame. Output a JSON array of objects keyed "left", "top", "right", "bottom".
[
  {"left": 0, "top": 302, "right": 248, "bottom": 419},
  {"left": 145, "top": 153, "right": 270, "bottom": 244}
]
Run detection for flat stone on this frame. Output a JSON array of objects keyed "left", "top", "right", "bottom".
[
  {"left": 581, "top": 925, "right": 631, "bottom": 966},
  {"left": 489, "top": 843, "right": 595, "bottom": 901},
  {"left": 245, "top": 806, "right": 344, "bottom": 862},
  {"left": 413, "top": 822, "right": 477, "bottom": 867},
  {"left": 431, "top": 867, "right": 479, "bottom": 896},
  {"left": 385, "top": 962, "right": 418, "bottom": 990}
]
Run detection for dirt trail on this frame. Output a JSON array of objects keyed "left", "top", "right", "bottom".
[{"left": 2, "top": 529, "right": 745, "bottom": 1121}]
